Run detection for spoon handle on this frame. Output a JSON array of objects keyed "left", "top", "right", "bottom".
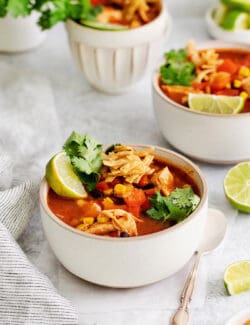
[{"left": 170, "top": 251, "right": 201, "bottom": 325}]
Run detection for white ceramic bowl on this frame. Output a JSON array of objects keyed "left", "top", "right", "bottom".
[
  {"left": 40, "top": 145, "right": 208, "bottom": 288},
  {"left": 152, "top": 40, "right": 250, "bottom": 164},
  {"left": 65, "top": 6, "right": 171, "bottom": 93},
  {"left": 0, "top": 13, "right": 46, "bottom": 53},
  {"left": 206, "top": 6, "right": 250, "bottom": 45}
]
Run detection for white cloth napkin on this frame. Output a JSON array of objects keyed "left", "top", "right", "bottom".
[{"left": 0, "top": 62, "right": 78, "bottom": 325}]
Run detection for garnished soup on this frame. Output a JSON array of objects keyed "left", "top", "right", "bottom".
[
  {"left": 159, "top": 41, "right": 250, "bottom": 113},
  {"left": 46, "top": 133, "right": 200, "bottom": 238}
]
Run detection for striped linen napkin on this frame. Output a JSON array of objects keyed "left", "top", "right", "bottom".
[{"left": 0, "top": 62, "right": 78, "bottom": 325}]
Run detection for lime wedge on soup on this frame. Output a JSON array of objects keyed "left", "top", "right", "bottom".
[
  {"left": 46, "top": 152, "right": 87, "bottom": 199},
  {"left": 221, "top": 10, "right": 249, "bottom": 30},
  {"left": 188, "top": 93, "right": 245, "bottom": 114},
  {"left": 224, "top": 162, "right": 250, "bottom": 213},
  {"left": 224, "top": 261, "right": 250, "bottom": 295}
]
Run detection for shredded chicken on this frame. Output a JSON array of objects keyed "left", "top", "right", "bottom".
[
  {"left": 242, "top": 77, "right": 250, "bottom": 96},
  {"left": 186, "top": 40, "right": 223, "bottom": 83},
  {"left": 151, "top": 166, "right": 174, "bottom": 196},
  {"left": 86, "top": 209, "right": 140, "bottom": 236},
  {"left": 102, "top": 145, "right": 155, "bottom": 184}
]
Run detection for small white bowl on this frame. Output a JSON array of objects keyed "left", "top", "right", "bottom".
[
  {"left": 65, "top": 6, "right": 171, "bottom": 93},
  {"left": 40, "top": 145, "right": 208, "bottom": 288},
  {"left": 0, "top": 13, "right": 46, "bottom": 53},
  {"left": 206, "top": 6, "right": 250, "bottom": 45},
  {"left": 152, "top": 40, "right": 250, "bottom": 164}
]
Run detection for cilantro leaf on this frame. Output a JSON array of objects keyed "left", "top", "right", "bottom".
[
  {"left": 63, "top": 132, "right": 103, "bottom": 192},
  {"left": 7, "top": 0, "right": 32, "bottom": 16},
  {"left": 36, "top": 0, "right": 102, "bottom": 30},
  {"left": 147, "top": 187, "right": 200, "bottom": 223},
  {"left": 0, "top": 0, "right": 8, "bottom": 17},
  {"left": 160, "top": 49, "right": 196, "bottom": 86}
]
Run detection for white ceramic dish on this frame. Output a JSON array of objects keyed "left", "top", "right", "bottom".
[
  {"left": 206, "top": 6, "right": 250, "bottom": 45},
  {"left": 0, "top": 13, "right": 46, "bottom": 53},
  {"left": 226, "top": 308, "right": 250, "bottom": 325},
  {"left": 65, "top": 6, "right": 171, "bottom": 93},
  {"left": 152, "top": 40, "right": 250, "bottom": 164},
  {"left": 40, "top": 145, "right": 208, "bottom": 288}
]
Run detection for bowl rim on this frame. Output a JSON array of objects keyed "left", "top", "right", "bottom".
[
  {"left": 40, "top": 144, "right": 208, "bottom": 242},
  {"left": 206, "top": 5, "right": 250, "bottom": 36},
  {"left": 152, "top": 40, "right": 250, "bottom": 118},
  {"left": 66, "top": 2, "right": 167, "bottom": 34}
]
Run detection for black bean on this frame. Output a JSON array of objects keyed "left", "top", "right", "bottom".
[
  {"left": 120, "top": 232, "right": 130, "bottom": 238},
  {"left": 90, "top": 190, "right": 104, "bottom": 198}
]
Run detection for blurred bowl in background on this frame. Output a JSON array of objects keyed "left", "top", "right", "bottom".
[
  {"left": 206, "top": 6, "right": 250, "bottom": 45},
  {"left": 65, "top": 6, "right": 171, "bottom": 94}
]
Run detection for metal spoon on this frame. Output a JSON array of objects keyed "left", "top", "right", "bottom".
[{"left": 170, "top": 208, "right": 227, "bottom": 325}]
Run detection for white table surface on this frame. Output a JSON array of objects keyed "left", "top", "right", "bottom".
[{"left": 1, "top": 1, "right": 250, "bottom": 324}]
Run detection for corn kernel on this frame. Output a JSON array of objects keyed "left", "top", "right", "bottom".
[
  {"left": 83, "top": 217, "right": 95, "bottom": 225},
  {"left": 77, "top": 224, "right": 88, "bottom": 231},
  {"left": 240, "top": 91, "right": 248, "bottom": 100},
  {"left": 76, "top": 199, "right": 86, "bottom": 207},
  {"left": 97, "top": 216, "right": 110, "bottom": 223},
  {"left": 233, "top": 80, "right": 242, "bottom": 88},
  {"left": 239, "top": 66, "right": 250, "bottom": 77},
  {"left": 103, "top": 188, "right": 113, "bottom": 195},
  {"left": 225, "top": 83, "right": 231, "bottom": 89},
  {"left": 114, "top": 184, "right": 132, "bottom": 198},
  {"left": 103, "top": 197, "right": 114, "bottom": 205}
]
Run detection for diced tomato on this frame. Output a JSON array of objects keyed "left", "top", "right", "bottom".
[
  {"left": 96, "top": 181, "right": 109, "bottom": 191},
  {"left": 144, "top": 187, "right": 158, "bottom": 196},
  {"left": 124, "top": 188, "right": 147, "bottom": 217},
  {"left": 213, "top": 89, "right": 240, "bottom": 96},
  {"left": 141, "top": 197, "right": 151, "bottom": 211},
  {"left": 210, "top": 72, "right": 231, "bottom": 91},
  {"left": 138, "top": 175, "right": 150, "bottom": 187},
  {"left": 125, "top": 188, "right": 146, "bottom": 206},
  {"left": 217, "top": 59, "right": 238, "bottom": 75}
]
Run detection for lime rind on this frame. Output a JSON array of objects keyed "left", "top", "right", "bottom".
[
  {"left": 46, "top": 152, "right": 87, "bottom": 199},
  {"left": 213, "top": 3, "right": 229, "bottom": 24},
  {"left": 221, "top": 0, "right": 250, "bottom": 13},
  {"left": 81, "top": 20, "right": 129, "bottom": 31}
]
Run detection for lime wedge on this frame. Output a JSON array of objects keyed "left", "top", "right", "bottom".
[
  {"left": 45, "top": 152, "right": 87, "bottom": 199},
  {"left": 224, "top": 162, "right": 250, "bottom": 213},
  {"left": 224, "top": 261, "right": 250, "bottom": 295},
  {"left": 188, "top": 94, "right": 245, "bottom": 114},
  {"left": 81, "top": 20, "right": 129, "bottom": 31},
  {"left": 213, "top": 3, "right": 228, "bottom": 25},
  {"left": 222, "top": 0, "right": 250, "bottom": 12},
  {"left": 221, "top": 10, "right": 249, "bottom": 30}
]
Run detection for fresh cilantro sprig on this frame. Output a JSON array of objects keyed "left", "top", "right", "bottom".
[
  {"left": 160, "top": 49, "right": 196, "bottom": 86},
  {"left": 147, "top": 187, "right": 200, "bottom": 223},
  {"left": 35, "top": 0, "right": 102, "bottom": 30},
  {"left": 63, "top": 132, "right": 103, "bottom": 192},
  {"left": 0, "top": 0, "right": 33, "bottom": 17}
]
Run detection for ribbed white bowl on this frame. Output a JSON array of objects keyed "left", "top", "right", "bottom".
[
  {"left": 65, "top": 7, "right": 171, "bottom": 93},
  {"left": 0, "top": 13, "right": 46, "bottom": 53}
]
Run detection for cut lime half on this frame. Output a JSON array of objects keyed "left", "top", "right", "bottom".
[
  {"left": 46, "top": 152, "right": 87, "bottom": 199},
  {"left": 213, "top": 3, "right": 228, "bottom": 25},
  {"left": 224, "top": 261, "right": 250, "bottom": 295},
  {"left": 222, "top": 0, "right": 250, "bottom": 12},
  {"left": 188, "top": 93, "right": 245, "bottom": 114},
  {"left": 224, "top": 162, "right": 250, "bottom": 213},
  {"left": 221, "top": 10, "right": 249, "bottom": 30}
]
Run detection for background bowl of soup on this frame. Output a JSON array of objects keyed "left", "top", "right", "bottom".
[
  {"left": 65, "top": 3, "right": 171, "bottom": 93},
  {"left": 40, "top": 145, "right": 208, "bottom": 288},
  {"left": 152, "top": 40, "right": 250, "bottom": 164}
]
